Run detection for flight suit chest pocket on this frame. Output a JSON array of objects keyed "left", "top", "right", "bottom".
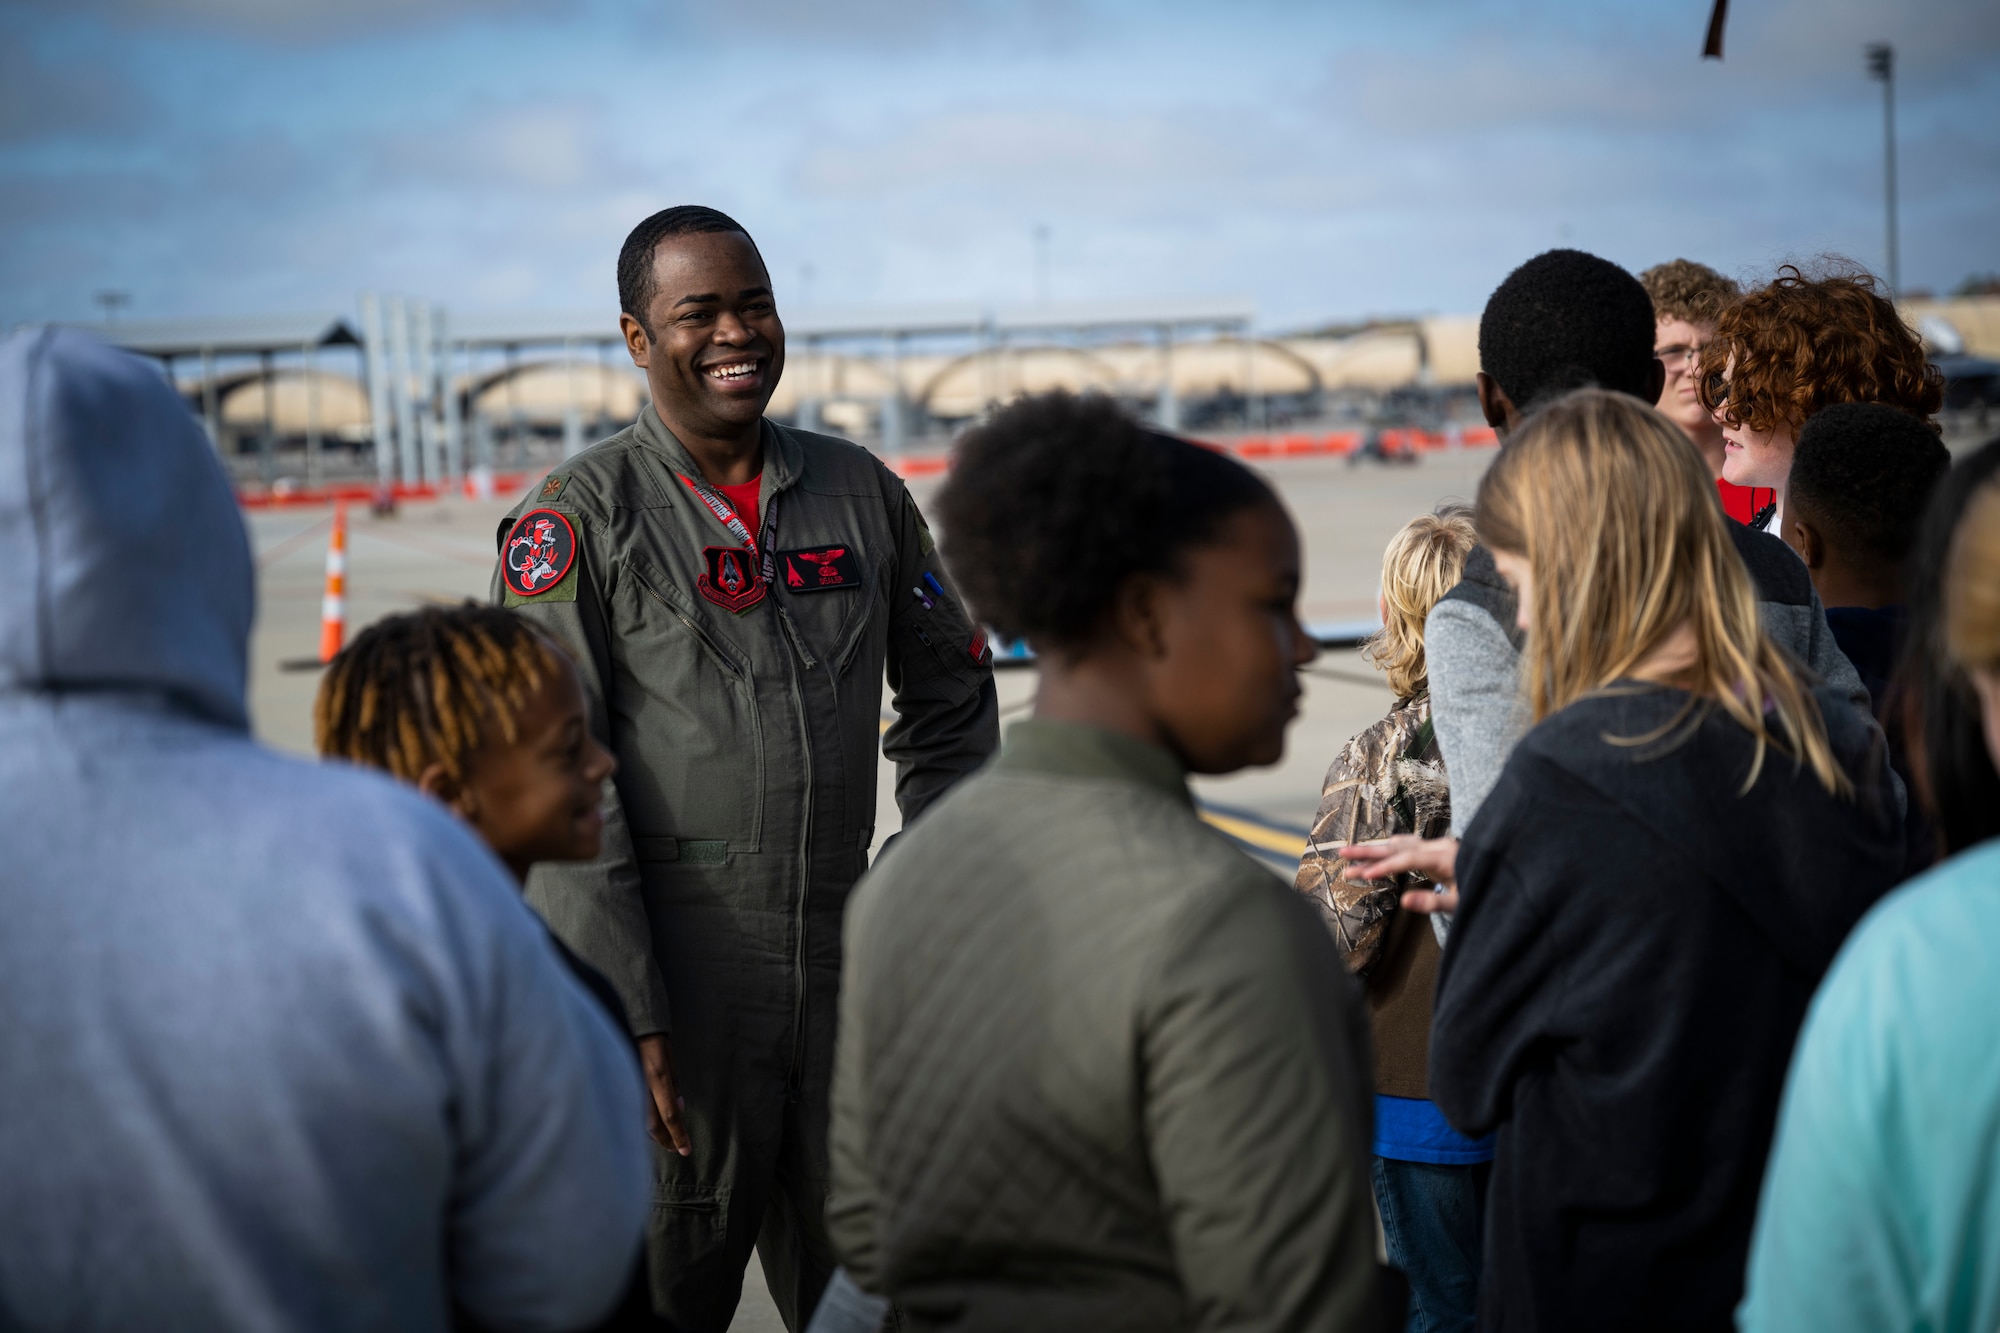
[
  {"left": 610, "top": 560, "right": 766, "bottom": 855},
  {"left": 774, "top": 541, "right": 881, "bottom": 672}
]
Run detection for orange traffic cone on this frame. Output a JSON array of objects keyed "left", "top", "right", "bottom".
[{"left": 318, "top": 501, "right": 347, "bottom": 663}]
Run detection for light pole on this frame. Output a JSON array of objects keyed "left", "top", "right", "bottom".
[
  {"left": 1866, "top": 42, "right": 1898, "bottom": 295},
  {"left": 93, "top": 290, "right": 130, "bottom": 330}
]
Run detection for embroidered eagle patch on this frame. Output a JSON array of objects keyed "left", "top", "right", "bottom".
[{"left": 777, "top": 545, "right": 861, "bottom": 593}]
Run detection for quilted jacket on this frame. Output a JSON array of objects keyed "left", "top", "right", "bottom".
[{"left": 828, "top": 719, "right": 1402, "bottom": 1332}]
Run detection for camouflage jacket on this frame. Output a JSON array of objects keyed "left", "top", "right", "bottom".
[{"left": 1295, "top": 692, "right": 1452, "bottom": 977}]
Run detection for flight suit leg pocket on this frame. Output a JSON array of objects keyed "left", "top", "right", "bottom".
[
  {"left": 634, "top": 837, "right": 731, "bottom": 867},
  {"left": 645, "top": 1175, "right": 742, "bottom": 1325}
]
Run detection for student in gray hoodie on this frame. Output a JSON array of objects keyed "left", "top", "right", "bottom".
[
  {"left": 0, "top": 327, "right": 650, "bottom": 1332},
  {"left": 1425, "top": 250, "right": 1880, "bottom": 854}
]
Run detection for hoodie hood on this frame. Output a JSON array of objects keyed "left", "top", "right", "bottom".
[
  {"left": 0, "top": 326, "right": 253, "bottom": 729},
  {"left": 1521, "top": 682, "right": 1903, "bottom": 977}
]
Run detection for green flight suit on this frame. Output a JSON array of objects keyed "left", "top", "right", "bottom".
[{"left": 492, "top": 406, "right": 998, "bottom": 1332}]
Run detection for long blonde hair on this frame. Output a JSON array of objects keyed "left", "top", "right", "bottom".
[
  {"left": 1946, "top": 480, "right": 2000, "bottom": 673},
  {"left": 1476, "top": 389, "right": 1848, "bottom": 796},
  {"left": 1367, "top": 506, "right": 1479, "bottom": 699}
]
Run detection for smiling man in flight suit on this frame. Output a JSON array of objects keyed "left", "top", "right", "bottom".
[{"left": 492, "top": 205, "right": 998, "bottom": 1332}]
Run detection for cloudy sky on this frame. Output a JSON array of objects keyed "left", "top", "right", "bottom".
[{"left": 4, "top": 0, "right": 1996, "bottom": 333}]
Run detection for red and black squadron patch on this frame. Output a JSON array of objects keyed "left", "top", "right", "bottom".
[
  {"left": 501, "top": 509, "right": 577, "bottom": 598},
  {"left": 698, "top": 546, "right": 766, "bottom": 613},
  {"left": 777, "top": 545, "right": 861, "bottom": 593}
]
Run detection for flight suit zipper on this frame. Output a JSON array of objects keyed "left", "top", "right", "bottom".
[{"left": 776, "top": 600, "right": 816, "bottom": 1096}]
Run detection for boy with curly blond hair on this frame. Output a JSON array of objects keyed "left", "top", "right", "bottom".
[{"left": 1297, "top": 503, "right": 1488, "bottom": 1333}]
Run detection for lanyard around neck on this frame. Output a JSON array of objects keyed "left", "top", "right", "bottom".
[{"left": 680, "top": 473, "right": 778, "bottom": 585}]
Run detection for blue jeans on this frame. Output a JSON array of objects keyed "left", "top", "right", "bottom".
[{"left": 1371, "top": 1155, "right": 1490, "bottom": 1333}]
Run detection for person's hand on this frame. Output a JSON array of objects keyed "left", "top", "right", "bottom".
[
  {"left": 635, "top": 1033, "right": 692, "bottom": 1157},
  {"left": 1338, "top": 835, "right": 1461, "bottom": 916}
]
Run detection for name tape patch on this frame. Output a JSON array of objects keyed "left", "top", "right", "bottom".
[
  {"left": 777, "top": 545, "right": 861, "bottom": 593},
  {"left": 502, "top": 509, "right": 577, "bottom": 598}
]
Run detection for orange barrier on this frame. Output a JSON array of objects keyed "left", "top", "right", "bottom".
[
  {"left": 238, "top": 473, "right": 534, "bottom": 510},
  {"left": 584, "top": 426, "right": 1475, "bottom": 494},
  {"left": 318, "top": 501, "right": 347, "bottom": 663},
  {"left": 887, "top": 455, "right": 950, "bottom": 479}
]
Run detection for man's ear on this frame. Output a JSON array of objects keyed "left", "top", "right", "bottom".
[
  {"left": 416, "top": 761, "right": 472, "bottom": 816},
  {"left": 1786, "top": 517, "right": 1826, "bottom": 571},
  {"left": 1476, "top": 372, "right": 1517, "bottom": 432},
  {"left": 619, "top": 312, "right": 652, "bottom": 369}
]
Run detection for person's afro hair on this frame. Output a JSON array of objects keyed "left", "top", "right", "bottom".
[
  {"left": 935, "top": 391, "right": 1276, "bottom": 651},
  {"left": 1789, "top": 402, "right": 1950, "bottom": 566},
  {"left": 618, "top": 205, "right": 762, "bottom": 335},
  {"left": 1479, "top": 249, "right": 1659, "bottom": 411}
]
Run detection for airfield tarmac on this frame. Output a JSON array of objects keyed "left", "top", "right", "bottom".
[{"left": 245, "top": 445, "right": 1495, "bottom": 1332}]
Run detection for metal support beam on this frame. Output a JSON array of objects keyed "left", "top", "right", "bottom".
[
  {"left": 1156, "top": 325, "right": 1179, "bottom": 431},
  {"left": 304, "top": 340, "right": 321, "bottom": 489},
  {"left": 562, "top": 336, "right": 585, "bottom": 458},
  {"left": 414, "top": 301, "right": 444, "bottom": 487},
  {"left": 257, "top": 349, "right": 276, "bottom": 486},
  {"left": 387, "top": 295, "right": 420, "bottom": 487},
  {"left": 200, "top": 346, "right": 220, "bottom": 451},
  {"left": 441, "top": 312, "right": 464, "bottom": 489},
  {"left": 360, "top": 293, "right": 396, "bottom": 488}
]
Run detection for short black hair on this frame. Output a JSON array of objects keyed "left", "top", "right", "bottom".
[
  {"left": 1479, "top": 249, "right": 1659, "bottom": 410},
  {"left": 617, "top": 206, "right": 761, "bottom": 335},
  {"left": 1790, "top": 402, "right": 1950, "bottom": 566},
  {"left": 935, "top": 391, "right": 1277, "bottom": 650}
]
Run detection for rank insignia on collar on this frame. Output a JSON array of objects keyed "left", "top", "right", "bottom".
[
  {"left": 538, "top": 473, "right": 569, "bottom": 502},
  {"left": 777, "top": 545, "right": 860, "bottom": 593},
  {"left": 698, "top": 545, "right": 766, "bottom": 613},
  {"left": 502, "top": 508, "right": 577, "bottom": 598}
]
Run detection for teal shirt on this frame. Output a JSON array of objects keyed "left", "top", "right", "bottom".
[{"left": 1741, "top": 839, "right": 2000, "bottom": 1333}]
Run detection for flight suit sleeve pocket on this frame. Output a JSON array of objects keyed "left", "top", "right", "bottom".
[{"left": 892, "top": 591, "right": 984, "bottom": 705}]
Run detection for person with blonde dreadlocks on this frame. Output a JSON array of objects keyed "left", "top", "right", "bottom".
[
  {"left": 317, "top": 603, "right": 672, "bottom": 1332},
  {"left": 316, "top": 603, "right": 618, "bottom": 889}
]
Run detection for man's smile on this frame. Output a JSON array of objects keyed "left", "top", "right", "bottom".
[{"left": 703, "top": 356, "right": 763, "bottom": 386}]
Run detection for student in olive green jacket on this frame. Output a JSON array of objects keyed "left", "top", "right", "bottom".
[
  {"left": 825, "top": 391, "right": 1404, "bottom": 1332},
  {"left": 494, "top": 206, "right": 997, "bottom": 1333}
]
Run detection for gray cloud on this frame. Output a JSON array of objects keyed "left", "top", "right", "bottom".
[
  {"left": 0, "top": 41, "right": 151, "bottom": 142},
  {"left": 371, "top": 100, "right": 624, "bottom": 193},
  {"left": 6, "top": 0, "right": 563, "bottom": 43}
]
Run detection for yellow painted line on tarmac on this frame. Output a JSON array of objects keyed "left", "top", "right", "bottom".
[{"left": 1199, "top": 809, "right": 1307, "bottom": 860}]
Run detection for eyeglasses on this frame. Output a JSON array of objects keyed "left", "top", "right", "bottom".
[{"left": 1655, "top": 342, "right": 1708, "bottom": 370}]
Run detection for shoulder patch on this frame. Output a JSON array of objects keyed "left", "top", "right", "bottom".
[
  {"left": 501, "top": 508, "right": 578, "bottom": 600},
  {"left": 536, "top": 472, "right": 570, "bottom": 503}
]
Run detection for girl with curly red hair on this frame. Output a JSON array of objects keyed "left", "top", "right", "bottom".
[{"left": 1699, "top": 263, "right": 1943, "bottom": 539}]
